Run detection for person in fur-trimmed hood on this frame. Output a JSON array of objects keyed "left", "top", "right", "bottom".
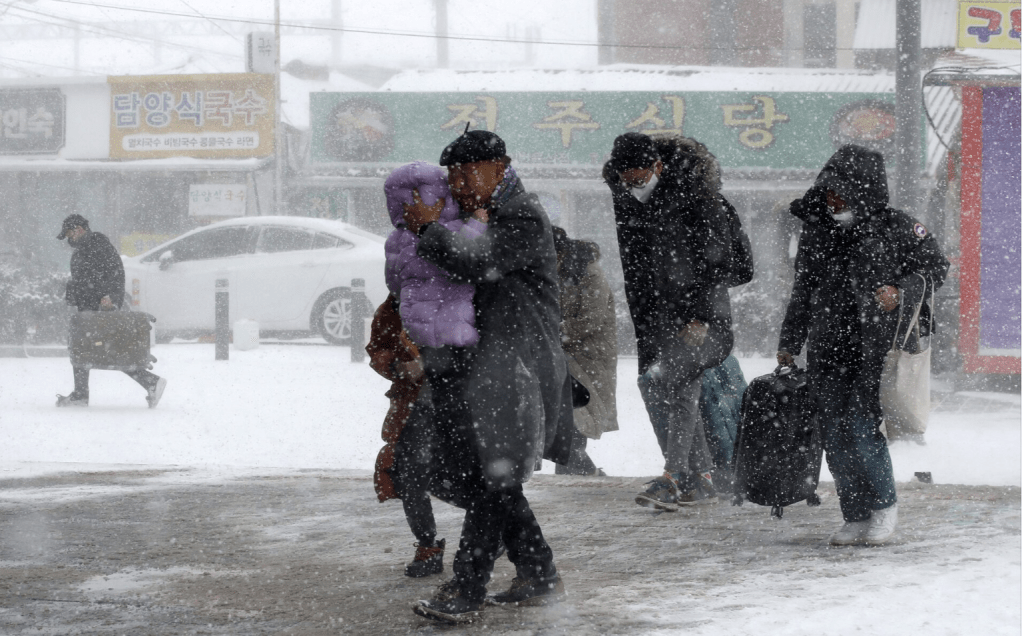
[
  {"left": 603, "top": 132, "right": 752, "bottom": 511},
  {"left": 777, "top": 144, "right": 948, "bottom": 546}
]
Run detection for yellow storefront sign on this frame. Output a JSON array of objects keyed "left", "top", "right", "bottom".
[
  {"left": 108, "top": 73, "right": 275, "bottom": 159},
  {"left": 957, "top": 1, "right": 1022, "bottom": 49}
]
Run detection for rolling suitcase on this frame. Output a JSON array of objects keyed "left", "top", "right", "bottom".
[
  {"left": 69, "top": 310, "right": 156, "bottom": 371},
  {"left": 732, "top": 365, "right": 822, "bottom": 518}
]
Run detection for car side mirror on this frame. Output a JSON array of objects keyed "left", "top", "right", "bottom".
[{"left": 158, "top": 250, "right": 174, "bottom": 270}]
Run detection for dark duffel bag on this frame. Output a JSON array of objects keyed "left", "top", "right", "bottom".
[
  {"left": 732, "top": 365, "right": 822, "bottom": 518},
  {"left": 69, "top": 310, "right": 156, "bottom": 371}
]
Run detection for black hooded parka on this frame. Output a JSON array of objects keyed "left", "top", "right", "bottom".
[
  {"left": 778, "top": 145, "right": 949, "bottom": 416},
  {"left": 603, "top": 134, "right": 753, "bottom": 376}
]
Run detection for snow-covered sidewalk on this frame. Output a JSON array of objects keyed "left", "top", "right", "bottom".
[
  {"left": 1, "top": 343, "right": 1019, "bottom": 486},
  {"left": 0, "top": 344, "right": 1019, "bottom": 635}
]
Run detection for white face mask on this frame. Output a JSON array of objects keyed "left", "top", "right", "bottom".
[
  {"left": 630, "top": 173, "right": 659, "bottom": 203},
  {"left": 833, "top": 209, "right": 855, "bottom": 227}
]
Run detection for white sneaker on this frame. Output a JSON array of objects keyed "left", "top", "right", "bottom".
[
  {"left": 828, "top": 519, "right": 871, "bottom": 546},
  {"left": 865, "top": 504, "right": 898, "bottom": 545},
  {"left": 146, "top": 378, "right": 167, "bottom": 409}
]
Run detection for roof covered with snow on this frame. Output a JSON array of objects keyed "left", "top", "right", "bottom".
[
  {"left": 379, "top": 64, "right": 896, "bottom": 94},
  {"left": 853, "top": 0, "right": 959, "bottom": 49},
  {"left": 926, "top": 49, "right": 1022, "bottom": 82}
]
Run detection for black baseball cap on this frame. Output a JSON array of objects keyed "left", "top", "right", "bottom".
[
  {"left": 439, "top": 129, "right": 507, "bottom": 166},
  {"left": 56, "top": 213, "right": 89, "bottom": 240},
  {"left": 609, "top": 132, "right": 659, "bottom": 172}
]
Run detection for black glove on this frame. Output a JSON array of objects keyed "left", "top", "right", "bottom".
[
  {"left": 804, "top": 185, "right": 828, "bottom": 207},
  {"left": 789, "top": 185, "right": 827, "bottom": 221}
]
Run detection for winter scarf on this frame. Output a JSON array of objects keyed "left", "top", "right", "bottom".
[{"left": 489, "top": 165, "right": 521, "bottom": 211}]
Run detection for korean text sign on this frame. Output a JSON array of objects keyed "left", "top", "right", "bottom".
[
  {"left": 188, "top": 184, "right": 247, "bottom": 217},
  {"left": 957, "top": 2, "right": 1022, "bottom": 49},
  {"left": 108, "top": 73, "right": 275, "bottom": 159},
  {"left": 309, "top": 92, "right": 906, "bottom": 170},
  {"left": 0, "top": 88, "right": 65, "bottom": 155}
]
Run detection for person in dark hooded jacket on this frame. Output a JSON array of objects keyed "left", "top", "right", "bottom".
[
  {"left": 55, "top": 214, "right": 167, "bottom": 408},
  {"left": 777, "top": 145, "right": 948, "bottom": 546},
  {"left": 404, "top": 130, "right": 575, "bottom": 624},
  {"left": 603, "top": 132, "right": 753, "bottom": 510}
]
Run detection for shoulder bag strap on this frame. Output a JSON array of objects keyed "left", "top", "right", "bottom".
[{"left": 892, "top": 273, "right": 927, "bottom": 351}]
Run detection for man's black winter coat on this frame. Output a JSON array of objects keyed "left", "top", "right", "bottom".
[
  {"left": 66, "top": 231, "right": 125, "bottom": 311},
  {"left": 603, "top": 134, "right": 753, "bottom": 375},
  {"left": 779, "top": 145, "right": 949, "bottom": 416},
  {"left": 417, "top": 179, "right": 575, "bottom": 491}
]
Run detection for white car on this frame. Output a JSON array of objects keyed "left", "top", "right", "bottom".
[{"left": 123, "top": 216, "right": 388, "bottom": 345}]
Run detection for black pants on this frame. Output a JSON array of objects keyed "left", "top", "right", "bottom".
[
  {"left": 422, "top": 345, "right": 557, "bottom": 603},
  {"left": 73, "top": 366, "right": 158, "bottom": 398},
  {"left": 392, "top": 388, "right": 438, "bottom": 547},
  {"left": 452, "top": 484, "right": 556, "bottom": 603}
]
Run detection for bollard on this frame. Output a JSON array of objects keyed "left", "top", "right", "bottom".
[
  {"left": 215, "top": 278, "right": 229, "bottom": 361},
  {"left": 350, "top": 278, "right": 367, "bottom": 363}
]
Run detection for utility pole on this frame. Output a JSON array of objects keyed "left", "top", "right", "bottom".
[
  {"left": 597, "top": 0, "right": 615, "bottom": 65},
  {"left": 73, "top": 23, "right": 81, "bottom": 73},
  {"left": 331, "top": 0, "right": 342, "bottom": 67},
  {"left": 435, "top": 0, "right": 448, "bottom": 68},
  {"left": 894, "top": 0, "right": 922, "bottom": 212},
  {"left": 274, "top": 0, "right": 283, "bottom": 215}
]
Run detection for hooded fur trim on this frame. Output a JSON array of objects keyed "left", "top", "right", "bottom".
[
  {"left": 648, "top": 133, "right": 722, "bottom": 200},
  {"left": 603, "top": 133, "right": 722, "bottom": 202}
]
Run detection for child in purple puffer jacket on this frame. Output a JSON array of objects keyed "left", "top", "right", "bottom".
[
  {"left": 379, "top": 161, "right": 487, "bottom": 578},
  {"left": 384, "top": 161, "right": 486, "bottom": 349}
]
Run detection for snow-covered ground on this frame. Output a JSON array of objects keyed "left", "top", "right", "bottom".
[
  {"left": 0, "top": 344, "right": 1019, "bottom": 635},
  {"left": 1, "top": 343, "right": 1019, "bottom": 488}
]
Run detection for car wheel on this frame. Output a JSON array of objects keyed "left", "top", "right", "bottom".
[{"left": 313, "top": 288, "right": 352, "bottom": 345}]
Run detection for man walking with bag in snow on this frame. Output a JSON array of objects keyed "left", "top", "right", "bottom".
[
  {"left": 777, "top": 145, "right": 948, "bottom": 546},
  {"left": 55, "top": 214, "right": 167, "bottom": 408},
  {"left": 603, "top": 132, "right": 753, "bottom": 510}
]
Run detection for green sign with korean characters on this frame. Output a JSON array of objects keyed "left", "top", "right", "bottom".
[{"left": 310, "top": 92, "right": 908, "bottom": 170}]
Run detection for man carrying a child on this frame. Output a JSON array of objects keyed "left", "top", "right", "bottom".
[{"left": 401, "top": 129, "right": 575, "bottom": 624}]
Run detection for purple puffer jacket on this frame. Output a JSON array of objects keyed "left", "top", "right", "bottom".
[{"left": 383, "top": 162, "right": 484, "bottom": 348}]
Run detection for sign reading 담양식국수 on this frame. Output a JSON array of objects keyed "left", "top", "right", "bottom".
[
  {"left": 957, "top": 1, "right": 1022, "bottom": 49},
  {"left": 309, "top": 92, "right": 913, "bottom": 170},
  {"left": 108, "top": 74, "right": 275, "bottom": 160}
]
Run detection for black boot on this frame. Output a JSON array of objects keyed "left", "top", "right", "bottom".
[
  {"left": 488, "top": 574, "right": 566, "bottom": 607},
  {"left": 413, "top": 590, "right": 482, "bottom": 624},
  {"left": 405, "top": 538, "right": 444, "bottom": 578}
]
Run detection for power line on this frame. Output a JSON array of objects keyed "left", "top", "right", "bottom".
[
  {"left": 0, "top": 53, "right": 97, "bottom": 73},
  {"left": 6, "top": 2, "right": 243, "bottom": 60},
  {"left": 176, "top": 0, "right": 238, "bottom": 41},
  {"left": 43, "top": 0, "right": 879, "bottom": 52}
]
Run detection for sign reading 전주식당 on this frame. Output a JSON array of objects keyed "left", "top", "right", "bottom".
[
  {"left": 108, "top": 73, "right": 275, "bottom": 160},
  {"left": 310, "top": 92, "right": 910, "bottom": 170}
]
